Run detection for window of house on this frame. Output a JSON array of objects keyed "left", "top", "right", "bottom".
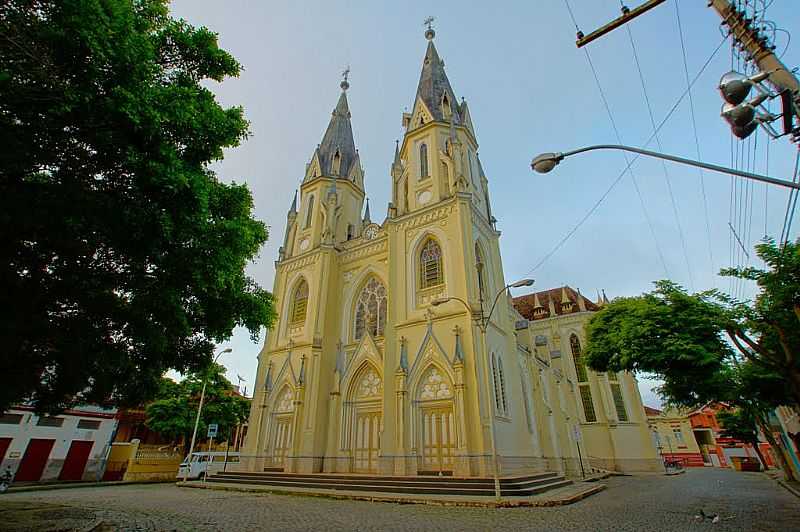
[
  {"left": 305, "top": 195, "right": 314, "bottom": 229},
  {"left": 673, "top": 428, "right": 686, "bottom": 446},
  {"left": 291, "top": 280, "right": 309, "bottom": 324},
  {"left": 419, "top": 143, "right": 429, "bottom": 178},
  {"left": 419, "top": 238, "right": 444, "bottom": 289},
  {"left": 354, "top": 277, "right": 387, "bottom": 340},
  {"left": 77, "top": 419, "right": 101, "bottom": 430},
  {"left": 37, "top": 416, "right": 64, "bottom": 427},
  {"left": 0, "top": 413, "right": 23, "bottom": 425}
]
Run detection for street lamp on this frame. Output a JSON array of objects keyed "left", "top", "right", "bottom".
[
  {"left": 182, "top": 347, "right": 233, "bottom": 482},
  {"left": 531, "top": 144, "right": 800, "bottom": 190},
  {"left": 431, "top": 277, "right": 534, "bottom": 500}
]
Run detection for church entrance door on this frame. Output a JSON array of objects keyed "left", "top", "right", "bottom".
[
  {"left": 353, "top": 410, "right": 381, "bottom": 473},
  {"left": 273, "top": 415, "right": 292, "bottom": 469},
  {"left": 420, "top": 405, "right": 455, "bottom": 474}
]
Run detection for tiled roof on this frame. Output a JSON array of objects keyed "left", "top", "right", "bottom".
[
  {"left": 415, "top": 40, "right": 461, "bottom": 124},
  {"left": 512, "top": 286, "right": 600, "bottom": 321},
  {"left": 644, "top": 406, "right": 663, "bottom": 417}
]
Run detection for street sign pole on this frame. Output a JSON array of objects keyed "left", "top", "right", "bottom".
[{"left": 573, "top": 425, "right": 585, "bottom": 479}]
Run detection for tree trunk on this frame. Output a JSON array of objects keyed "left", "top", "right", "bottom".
[
  {"left": 750, "top": 440, "right": 768, "bottom": 471},
  {"left": 756, "top": 415, "right": 796, "bottom": 481}
]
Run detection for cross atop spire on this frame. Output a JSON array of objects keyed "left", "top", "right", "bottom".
[
  {"left": 423, "top": 16, "right": 436, "bottom": 40},
  {"left": 340, "top": 65, "right": 350, "bottom": 91}
]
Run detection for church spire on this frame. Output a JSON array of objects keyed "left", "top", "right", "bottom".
[
  {"left": 363, "top": 198, "right": 371, "bottom": 224},
  {"left": 315, "top": 72, "right": 358, "bottom": 179},
  {"left": 413, "top": 22, "right": 460, "bottom": 124},
  {"left": 288, "top": 189, "right": 297, "bottom": 215}
]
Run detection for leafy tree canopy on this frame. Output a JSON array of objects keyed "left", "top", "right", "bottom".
[
  {"left": 145, "top": 363, "right": 249, "bottom": 448},
  {"left": 584, "top": 239, "right": 800, "bottom": 408},
  {"left": 0, "top": 0, "right": 275, "bottom": 412}
]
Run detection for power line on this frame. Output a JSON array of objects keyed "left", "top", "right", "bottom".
[
  {"left": 582, "top": 46, "right": 670, "bottom": 278},
  {"left": 675, "top": 0, "right": 715, "bottom": 283},
  {"left": 625, "top": 24, "right": 695, "bottom": 290},
  {"left": 526, "top": 34, "right": 728, "bottom": 276}
]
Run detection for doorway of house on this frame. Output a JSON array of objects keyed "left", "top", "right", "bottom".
[
  {"left": 15, "top": 439, "right": 56, "bottom": 482},
  {"left": 59, "top": 440, "right": 94, "bottom": 481}
]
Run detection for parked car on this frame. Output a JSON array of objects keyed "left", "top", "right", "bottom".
[{"left": 177, "top": 452, "right": 240, "bottom": 480}]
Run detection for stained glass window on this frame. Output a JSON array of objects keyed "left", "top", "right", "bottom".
[
  {"left": 420, "top": 239, "right": 444, "bottom": 289},
  {"left": 570, "top": 334, "right": 588, "bottom": 383},
  {"left": 291, "top": 280, "right": 308, "bottom": 324},
  {"left": 579, "top": 385, "right": 597, "bottom": 422},
  {"left": 354, "top": 277, "right": 387, "bottom": 340}
]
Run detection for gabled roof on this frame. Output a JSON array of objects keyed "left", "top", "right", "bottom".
[{"left": 512, "top": 285, "right": 600, "bottom": 321}]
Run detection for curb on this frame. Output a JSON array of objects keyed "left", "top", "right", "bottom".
[
  {"left": 5, "top": 479, "right": 172, "bottom": 494},
  {"left": 177, "top": 481, "right": 607, "bottom": 508},
  {"left": 776, "top": 478, "right": 800, "bottom": 499}
]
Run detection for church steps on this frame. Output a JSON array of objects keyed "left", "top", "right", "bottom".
[
  {"left": 222, "top": 470, "right": 559, "bottom": 484},
  {"left": 205, "top": 471, "right": 572, "bottom": 496}
]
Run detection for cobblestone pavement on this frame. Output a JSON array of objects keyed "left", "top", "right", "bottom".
[{"left": 1, "top": 468, "right": 797, "bottom": 531}]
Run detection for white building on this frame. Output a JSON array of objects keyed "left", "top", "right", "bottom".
[{"left": 0, "top": 405, "right": 118, "bottom": 482}]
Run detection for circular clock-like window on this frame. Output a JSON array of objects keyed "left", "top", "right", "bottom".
[
  {"left": 417, "top": 190, "right": 432, "bottom": 205},
  {"left": 299, "top": 238, "right": 310, "bottom": 251}
]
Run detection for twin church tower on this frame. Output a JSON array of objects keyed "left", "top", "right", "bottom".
[{"left": 243, "top": 28, "right": 657, "bottom": 477}]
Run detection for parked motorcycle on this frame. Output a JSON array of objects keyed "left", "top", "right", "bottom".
[{"left": 0, "top": 467, "right": 13, "bottom": 493}]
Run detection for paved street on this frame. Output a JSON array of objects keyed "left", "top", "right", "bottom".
[{"left": 0, "top": 468, "right": 797, "bottom": 531}]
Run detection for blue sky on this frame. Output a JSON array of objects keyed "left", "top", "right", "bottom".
[{"left": 169, "top": 1, "right": 799, "bottom": 407}]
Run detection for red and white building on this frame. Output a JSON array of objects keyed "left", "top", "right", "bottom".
[{"left": 0, "top": 405, "right": 118, "bottom": 482}]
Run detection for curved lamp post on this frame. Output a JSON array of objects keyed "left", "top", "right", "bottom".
[
  {"left": 431, "top": 277, "right": 534, "bottom": 500},
  {"left": 531, "top": 144, "right": 800, "bottom": 190},
  {"left": 182, "top": 347, "right": 233, "bottom": 481}
]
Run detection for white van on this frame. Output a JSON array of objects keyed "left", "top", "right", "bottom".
[{"left": 177, "top": 451, "right": 240, "bottom": 480}]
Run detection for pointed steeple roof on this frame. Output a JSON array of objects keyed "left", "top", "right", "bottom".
[
  {"left": 317, "top": 84, "right": 358, "bottom": 178},
  {"left": 414, "top": 33, "right": 460, "bottom": 124},
  {"left": 288, "top": 190, "right": 297, "bottom": 215},
  {"left": 363, "top": 198, "right": 371, "bottom": 224}
]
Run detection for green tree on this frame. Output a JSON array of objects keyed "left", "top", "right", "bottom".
[
  {"left": 583, "top": 239, "right": 800, "bottom": 479},
  {"left": 0, "top": 0, "right": 275, "bottom": 413},
  {"left": 145, "top": 364, "right": 249, "bottom": 451},
  {"left": 717, "top": 407, "right": 768, "bottom": 470}
]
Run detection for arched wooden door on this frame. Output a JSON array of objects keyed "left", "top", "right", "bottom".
[
  {"left": 416, "top": 366, "right": 456, "bottom": 475},
  {"left": 270, "top": 386, "right": 295, "bottom": 470}
]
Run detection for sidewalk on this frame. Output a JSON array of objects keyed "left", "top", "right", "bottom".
[
  {"left": 178, "top": 478, "right": 607, "bottom": 508},
  {"left": 765, "top": 470, "right": 800, "bottom": 499},
  {"left": 6, "top": 479, "right": 172, "bottom": 494}
]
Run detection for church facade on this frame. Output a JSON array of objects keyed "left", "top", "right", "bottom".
[{"left": 243, "top": 30, "right": 661, "bottom": 477}]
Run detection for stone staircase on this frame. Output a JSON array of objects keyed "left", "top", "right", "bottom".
[{"left": 205, "top": 470, "right": 572, "bottom": 497}]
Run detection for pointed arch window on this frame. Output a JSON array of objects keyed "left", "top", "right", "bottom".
[
  {"left": 332, "top": 149, "right": 341, "bottom": 175},
  {"left": 419, "top": 143, "right": 429, "bottom": 179},
  {"left": 491, "top": 352, "right": 508, "bottom": 416},
  {"left": 475, "top": 242, "right": 486, "bottom": 297},
  {"left": 419, "top": 238, "right": 444, "bottom": 290},
  {"left": 354, "top": 277, "right": 387, "bottom": 340},
  {"left": 607, "top": 372, "right": 628, "bottom": 422},
  {"left": 290, "top": 279, "right": 309, "bottom": 325},
  {"left": 571, "top": 334, "right": 597, "bottom": 422},
  {"left": 305, "top": 195, "right": 314, "bottom": 229}
]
